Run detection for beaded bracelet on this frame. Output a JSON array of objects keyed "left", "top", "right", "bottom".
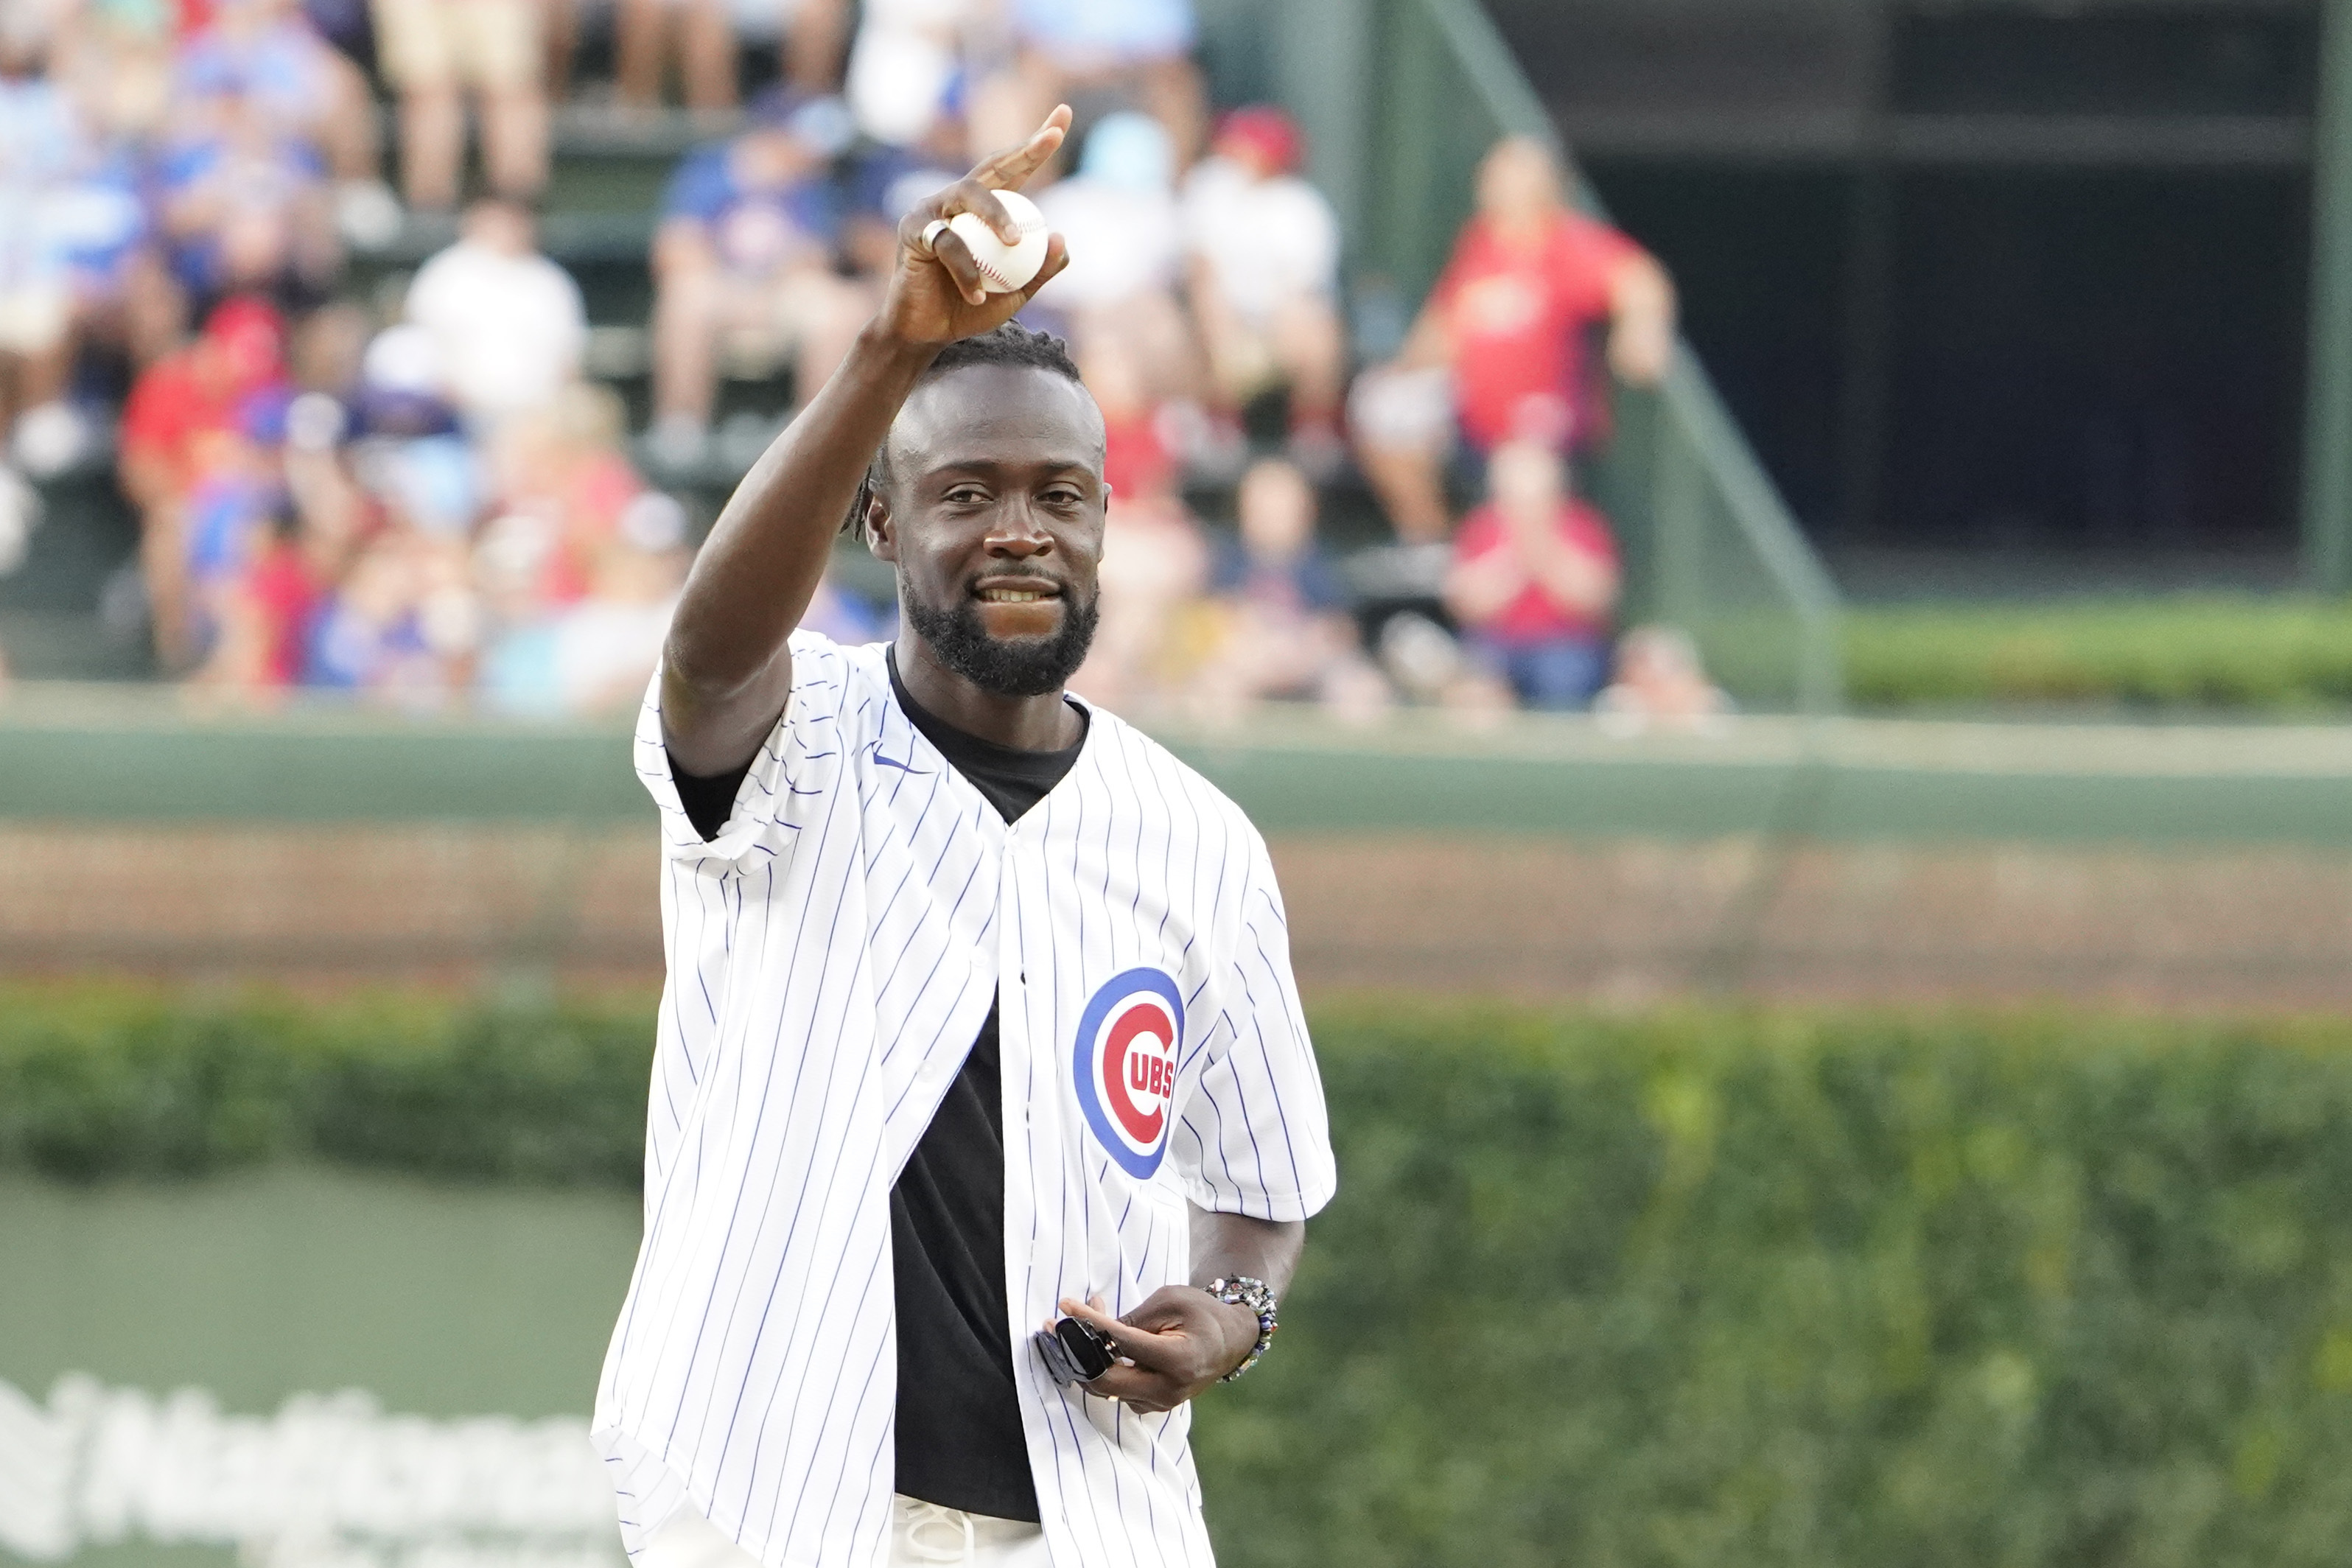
[{"left": 1206, "top": 1275, "right": 1278, "bottom": 1382}]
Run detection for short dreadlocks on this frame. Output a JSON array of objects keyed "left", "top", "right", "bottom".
[{"left": 841, "top": 322, "right": 1085, "bottom": 536}]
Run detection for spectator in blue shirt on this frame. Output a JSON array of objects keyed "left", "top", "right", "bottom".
[
  {"left": 837, "top": 102, "right": 965, "bottom": 276},
  {"left": 615, "top": 0, "right": 844, "bottom": 115},
  {"left": 155, "top": 83, "right": 340, "bottom": 307},
  {"left": 1015, "top": 0, "right": 1192, "bottom": 67},
  {"left": 1, "top": 12, "right": 175, "bottom": 470},
  {"left": 647, "top": 93, "right": 874, "bottom": 468},
  {"left": 1193, "top": 455, "right": 1390, "bottom": 720},
  {"left": 1, "top": 17, "right": 99, "bottom": 472},
  {"left": 171, "top": 0, "right": 387, "bottom": 228},
  {"left": 979, "top": 0, "right": 1203, "bottom": 167}
]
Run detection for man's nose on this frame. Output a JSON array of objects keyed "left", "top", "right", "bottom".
[{"left": 986, "top": 505, "right": 1054, "bottom": 557}]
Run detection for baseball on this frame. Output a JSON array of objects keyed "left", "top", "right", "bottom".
[{"left": 943, "top": 189, "right": 1049, "bottom": 295}]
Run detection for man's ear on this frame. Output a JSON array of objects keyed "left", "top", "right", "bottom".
[{"left": 865, "top": 489, "right": 897, "bottom": 561}]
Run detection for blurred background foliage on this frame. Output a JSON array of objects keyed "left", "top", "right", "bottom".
[
  {"left": 0, "top": 988, "right": 650, "bottom": 1184},
  {"left": 1212, "top": 1002, "right": 2352, "bottom": 1568},
  {"left": 1844, "top": 596, "right": 2352, "bottom": 712},
  {"left": 7, "top": 990, "right": 2351, "bottom": 1567}
]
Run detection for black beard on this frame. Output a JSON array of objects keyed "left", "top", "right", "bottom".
[{"left": 901, "top": 586, "right": 1101, "bottom": 699}]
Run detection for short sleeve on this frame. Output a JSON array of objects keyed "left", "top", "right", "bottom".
[
  {"left": 1565, "top": 500, "right": 1620, "bottom": 568},
  {"left": 660, "top": 147, "right": 730, "bottom": 224},
  {"left": 1171, "top": 835, "right": 1337, "bottom": 1221},
  {"left": 548, "top": 259, "right": 588, "bottom": 335},
  {"left": 785, "top": 178, "right": 843, "bottom": 245},
  {"left": 157, "top": 141, "right": 211, "bottom": 194},
  {"left": 633, "top": 630, "right": 852, "bottom": 870},
  {"left": 402, "top": 249, "right": 455, "bottom": 328},
  {"left": 1553, "top": 214, "right": 1644, "bottom": 318},
  {"left": 1278, "top": 181, "right": 1340, "bottom": 294},
  {"left": 117, "top": 368, "right": 175, "bottom": 458}
]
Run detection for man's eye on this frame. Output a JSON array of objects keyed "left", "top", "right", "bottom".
[
  {"left": 1044, "top": 489, "right": 1083, "bottom": 507},
  {"left": 945, "top": 487, "right": 987, "bottom": 505}
]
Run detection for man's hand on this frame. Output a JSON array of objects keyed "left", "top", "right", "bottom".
[
  {"left": 1053, "top": 1290, "right": 1264, "bottom": 1415},
  {"left": 881, "top": 106, "right": 1074, "bottom": 346}
]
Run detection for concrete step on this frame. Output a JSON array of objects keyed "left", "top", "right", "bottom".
[
  {"left": 0, "top": 462, "right": 137, "bottom": 617},
  {"left": 0, "top": 609, "right": 151, "bottom": 680}
]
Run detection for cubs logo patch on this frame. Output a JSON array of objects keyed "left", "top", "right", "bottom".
[{"left": 1072, "top": 967, "right": 1186, "bottom": 1178}]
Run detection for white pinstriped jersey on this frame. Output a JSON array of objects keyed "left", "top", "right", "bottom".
[{"left": 592, "top": 631, "right": 1337, "bottom": 1568}]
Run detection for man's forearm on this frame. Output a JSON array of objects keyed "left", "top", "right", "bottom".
[
  {"left": 1607, "top": 255, "right": 1677, "bottom": 385},
  {"left": 1189, "top": 1209, "right": 1304, "bottom": 1376},
  {"left": 1190, "top": 1208, "right": 1304, "bottom": 1295},
  {"left": 671, "top": 323, "right": 937, "bottom": 688},
  {"left": 1396, "top": 303, "right": 1451, "bottom": 371},
  {"left": 1528, "top": 540, "right": 1617, "bottom": 617},
  {"left": 1446, "top": 550, "right": 1530, "bottom": 624},
  {"left": 661, "top": 324, "right": 939, "bottom": 774}
]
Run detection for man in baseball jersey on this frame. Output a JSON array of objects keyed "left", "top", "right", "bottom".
[{"left": 592, "top": 105, "right": 1337, "bottom": 1568}]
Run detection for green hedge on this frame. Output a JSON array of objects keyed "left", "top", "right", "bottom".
[
  {"left": 1215, "top": 1005, "right": 2352, "bottom": 1568},
  {"left": 0, "top": 988, "right": 650, "bottom": 1184},
  {"left": 1842, "top": 595, "right": 2352, "bottom": 710},
  {"left": 7, "top": 991, "right": 2352, "bottom": 1566}
]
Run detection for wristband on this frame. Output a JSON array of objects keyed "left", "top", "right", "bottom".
[{"left": 1205, "top": 1275, "right": 1278, "bottom": 1382}]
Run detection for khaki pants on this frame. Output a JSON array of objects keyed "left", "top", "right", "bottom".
[{"left": 373, "top": 0, "right": 542, "bottom": 91}]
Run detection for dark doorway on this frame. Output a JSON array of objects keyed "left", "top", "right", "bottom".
[
  {"left": 1496, "top": 0, "right": 2317, "bottom": 594},
  {"left": 1876, "top": 168, "right": 2306, "bottom": 559}
]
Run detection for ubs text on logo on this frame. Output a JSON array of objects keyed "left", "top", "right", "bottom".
[{"left": 1071, "top": 967, "right": 1186, "bottom": 1178}]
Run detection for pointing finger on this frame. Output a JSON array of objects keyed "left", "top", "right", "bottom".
[{"left": 972, "top": 104, "right": 1071, "bottom": 195}]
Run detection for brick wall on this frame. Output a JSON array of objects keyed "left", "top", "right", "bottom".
[{"left": 7, "top": 827, "right": 2345, "bottom": 1009}]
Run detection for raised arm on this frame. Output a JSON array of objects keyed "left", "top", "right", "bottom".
[
  {"left": 657, "top": 107, "right": 1074, "bottom": 777},
  {"left": 1606, "top": 251, "right": 1677, "bottom": 387}
]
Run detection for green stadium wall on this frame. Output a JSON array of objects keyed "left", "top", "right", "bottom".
[{"left": 7, "top": 699, "right": 2352, "bottom": 1006}]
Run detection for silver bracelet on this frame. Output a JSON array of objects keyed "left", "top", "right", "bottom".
[{"left": 1206, "top": 1275, "right": 1278, "bottom": 1382}]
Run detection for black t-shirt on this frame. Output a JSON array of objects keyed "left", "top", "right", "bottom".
[{"left": 669, "top": 653, "right": 1085, "bottom": 1522}]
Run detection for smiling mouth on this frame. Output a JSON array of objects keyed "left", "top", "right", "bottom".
[{"left": 975, "top": 584, "right": 1063, "bottom": 603}]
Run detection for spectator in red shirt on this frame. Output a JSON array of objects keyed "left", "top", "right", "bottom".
[
  {"left": 1444, "top": 439, "right": 1620, "bottom": 710},
  {"left": 1351, "top": 136, "right": 1675, "bottom": 542},
  {"left": 118, "top": 295, "right": 287, "bottom": 668},
  {"left": 119, "top": 295, "right": 285, "bottom": 504},
  {"left": 189, "top": 497, "right": 326, "bottom": 693}
]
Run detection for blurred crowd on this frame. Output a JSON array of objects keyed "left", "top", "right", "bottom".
[{"left": 0, "top": 0, "right": 1729, "bottom": 727}]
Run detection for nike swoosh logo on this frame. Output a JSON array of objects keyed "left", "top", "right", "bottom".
[{"left": 872, "top": 754, "right": 928, "bottom": 774}]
